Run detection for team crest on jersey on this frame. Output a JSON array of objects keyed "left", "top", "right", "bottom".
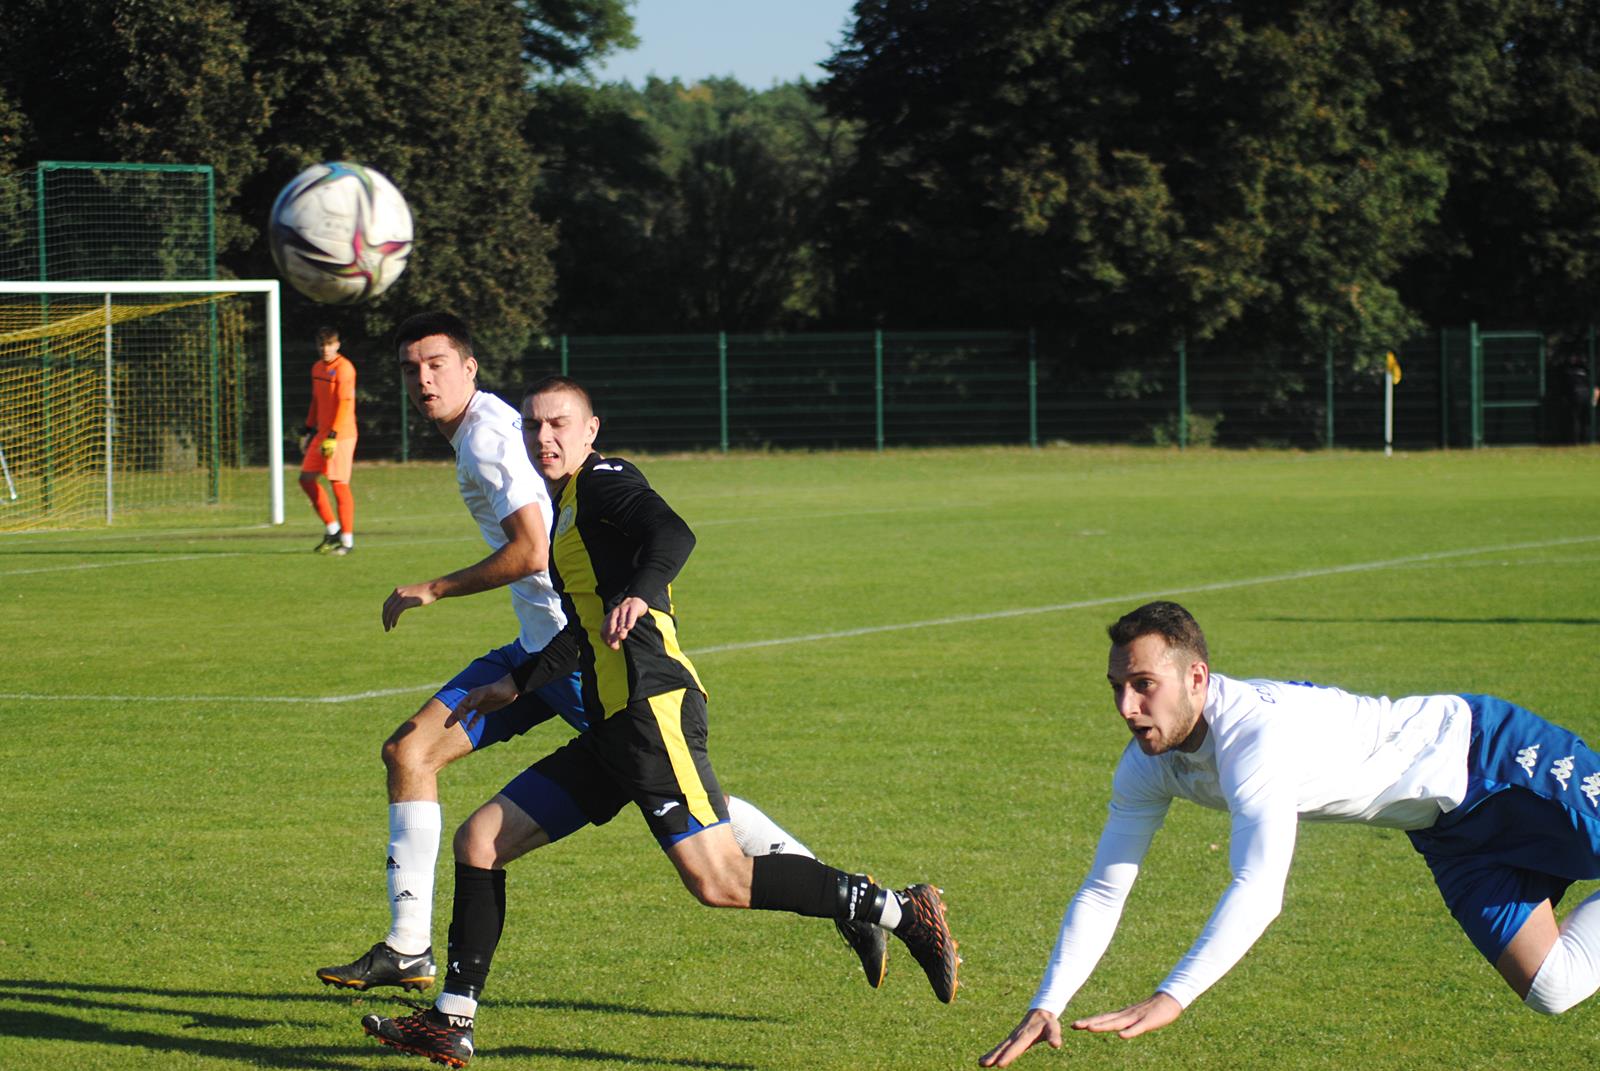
[
  {"left": 1515, "top": 743, "right": 1540, "bottom": 778},
  {"left": 556, "top": 504, "right": 575, "bottom": 535}
]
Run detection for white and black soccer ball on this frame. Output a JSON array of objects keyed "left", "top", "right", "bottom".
[{"left": 269, "top": 161, "right": 413, "bottom": 305}]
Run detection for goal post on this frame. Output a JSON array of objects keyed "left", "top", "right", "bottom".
[{"left": 0, "top": 280, "right": 283, "bottom": 530}]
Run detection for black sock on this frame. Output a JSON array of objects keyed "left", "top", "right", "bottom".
[
  {"left": 443, "top": 864, "right": 506, "bottom": 1000},
  {"left": 749, "top": 856, "right": 890, "bottom": 924},
  {"left": 749, "top": 854, "right": 840, "bottom": 917}
]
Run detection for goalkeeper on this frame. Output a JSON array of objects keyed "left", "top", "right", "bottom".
[{"left": 298, "top": 325, "right": 358, "bottom": 555}]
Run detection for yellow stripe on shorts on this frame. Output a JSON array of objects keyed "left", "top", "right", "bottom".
[{"left": 646, "top": 689, "right": 717, "bottom": 826}]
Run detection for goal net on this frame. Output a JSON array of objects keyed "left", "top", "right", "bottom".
[{"left": 0, "top": 281, "right": 283, "bottom": 531}]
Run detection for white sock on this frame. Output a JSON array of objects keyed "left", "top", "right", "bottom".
[
  {"left": 384, "top": 801, "right": 442, "bottom": 956},
  {"left": 325, "top": 520, "right": 341, "bottom": 535},
  {"left": 340, "top": 532, "right": 354, "bottom": 548},
  {"left": 879, "top": 891, "right": 903, "bottom": 931},
  {"left": 1526, "top": 892, "right": 1600, "bottom": 1014},
  {"left": 435, "top": 990, "right": 478, "bottom": 1019},
  {"left": 727, "top": 795, "right": 815, "bottom": 858}
]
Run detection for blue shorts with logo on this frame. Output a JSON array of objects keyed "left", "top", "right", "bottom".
[
  {"left": 432, "top": 638, "right": 589, "bottom": 748},
  {"left": 1407, "top": 694, "right": 1600, "bottom": 963}
]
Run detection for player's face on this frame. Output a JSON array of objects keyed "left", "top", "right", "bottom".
[
  {"left": 521, "top": 389, "right": 598, "bottom": 483},
  {"left": 1107, "top": 633, "right": 1209, "bottom": 756},
  {"left": 318, "top": 338, "right": 340, "bottom": 363},
  {"left": 399, "top": 334, "right": 477, "bottom": 428}
]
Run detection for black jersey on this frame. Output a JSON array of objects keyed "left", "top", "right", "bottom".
[{"left": 548, "top": 453, "right": 705, "bottom": 716}]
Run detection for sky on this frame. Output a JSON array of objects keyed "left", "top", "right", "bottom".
[{"left": 591, "top": 0, "right": 858, "bottom": 88}]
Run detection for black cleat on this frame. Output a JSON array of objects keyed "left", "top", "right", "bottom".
[
  {"left": 314, "top": 533, "right": 341, "bottom": 554},
  {"left": 836, "top": 917, "right": 889, "bottom": 988},
  {"left": 893, "top": 884, "right": 959, "bottom": 1003},
  {"left": 362, "top": 1007, "right": 474, "bottom": 1068},
  {"left": 317, "top": 942, "right": 437, "bottom": 992}
]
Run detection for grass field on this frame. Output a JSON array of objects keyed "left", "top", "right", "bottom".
[{"left": 4, "top": 444, "right": 1600, "bottom": 1070}]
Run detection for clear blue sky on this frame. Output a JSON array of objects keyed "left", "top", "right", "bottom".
[{"left": 591, "top": 0, "right": 858, "bottom": 87}]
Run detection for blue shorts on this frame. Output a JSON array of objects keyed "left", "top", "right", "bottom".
[
  {"left": 432, "top": 638, "right": 589, "bottom": 748},
  {"left": 1407, "top": 694, "right": 1600, "bottom": 963}
]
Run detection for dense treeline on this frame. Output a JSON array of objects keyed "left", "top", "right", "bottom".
[{"left": 3, "top": 0, "right": 1598, "bottom": 385}]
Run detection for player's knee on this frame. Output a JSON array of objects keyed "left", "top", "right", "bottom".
[
  {"left": 677, "top": 860, "right": 746, "bottom": 908},
  {"left": 1524, "top": 942, "right": 1597, "bottom": 1015},
  {"left": 382, "top": 723, "right": 447, "bottom": 776},
  {"left": 452, "top": 820, "right": 498, "bottom": 869}
]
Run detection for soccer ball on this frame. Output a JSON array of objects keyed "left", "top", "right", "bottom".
[{"left": 269, "top": 161, "right": 414, "bottom": 305}]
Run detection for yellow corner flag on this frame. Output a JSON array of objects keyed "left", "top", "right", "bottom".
[{"left": 1385, "top": 350, "right": 1402, "bottom": 385}]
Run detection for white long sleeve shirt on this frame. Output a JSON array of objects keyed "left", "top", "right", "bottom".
[{"left": 1030, "top": 673, "right": 1472, "bottom": 1014}]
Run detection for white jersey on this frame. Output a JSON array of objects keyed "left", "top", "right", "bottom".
[
  {"left": 449, "top": 390, "right": 565, "bottom": 651},
  {"left": 1030, "top": 672, "right": 1472, "bottom": 1015}
]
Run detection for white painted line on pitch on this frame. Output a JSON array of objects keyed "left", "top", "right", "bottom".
[
  {"left": 0, "top": 553, "right": 243, "bottom": 577},
  {"left": 7, "top": 533, "right": 1597, "bottom": 705},
  {"left": 688, "top": 534, "right": 1600, "bottom": 655},
  {"left": 0, "top": 684, "right": 433, "bottom": 705}
]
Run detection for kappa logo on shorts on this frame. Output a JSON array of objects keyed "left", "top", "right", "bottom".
[
  {"left": 1583, "top": 773, "right": 1600, "bottom": 808},
  {"left": 1550, "top": 755, "right": 1576, "bottom": 790},
  {"left": 1515, "top": 743, "right": 1541, "bottom": 778},
  {"left": 556, "top": 504, "right": 575, "bottom": 535}
]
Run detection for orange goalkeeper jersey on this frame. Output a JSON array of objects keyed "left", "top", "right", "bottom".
[{"left": 306, "top": 354, "right": 357, "bottom": 437}]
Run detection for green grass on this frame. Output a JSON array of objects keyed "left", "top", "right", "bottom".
[{"left": 3, "top": 444, "right": 1600, "bottom": 1070}]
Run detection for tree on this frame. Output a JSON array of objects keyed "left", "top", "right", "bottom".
[
  {"left": 532, "top": 76, "right": 858, "bottom": 333},
  {"left": 0, "top": 0, "right": 635, "bottom": 381},
  {"left": 819, "top": 0, "right": 1447, "bottom": 364}
]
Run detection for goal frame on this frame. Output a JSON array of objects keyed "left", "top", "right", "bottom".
[{"left": 0, "top": 279, "right": 284, "bottom": 524}]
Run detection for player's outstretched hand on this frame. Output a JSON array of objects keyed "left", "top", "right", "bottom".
[
  {"left": 1070, "top": 991, "right": 1182, "bottom": 1039},
  {"left": 602, "top": 595, "right": 649, "bottom": 649},
  {"left": 383, "top": 583, "right": 437, "bottom": 631},
  {"left": 448, "top": 674, "right": 519, "bottom": 731},
  {"left": 979, "top": 1009, "right": 1061, "bottom": 1067}
]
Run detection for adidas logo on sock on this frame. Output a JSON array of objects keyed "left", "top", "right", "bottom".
[
  {"left": 393, "top": 889, "right": 418, "bottom": 902},
  {"left": 386, "top": 856, "right": 400, "bottom": 870}
]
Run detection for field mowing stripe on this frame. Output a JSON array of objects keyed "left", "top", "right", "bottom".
[{"left": 7, "top": 534, "right": 1596, "bottom": 706}]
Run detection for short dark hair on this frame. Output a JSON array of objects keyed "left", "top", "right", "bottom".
[
  {"left": 394, "top": 311, "right": 473, "bottom": 358},
  {"left": 314, "top": 325, "right": 339, "bottom": 346},
  {"left": 1107, "top": 601, "right": 1210, "bottom": 664},
  {"left": 523, "top": 374, "right": 594, "bottom": 417}
]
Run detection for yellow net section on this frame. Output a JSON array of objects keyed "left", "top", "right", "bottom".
[{"left": 0, "top": 291, "right": 265, "bottom": 531}]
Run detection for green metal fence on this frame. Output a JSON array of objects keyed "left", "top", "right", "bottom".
[{"left": 384, "top": 325, "right": 1594, "bottom": 460}]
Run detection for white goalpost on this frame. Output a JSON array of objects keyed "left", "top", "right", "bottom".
[{"left": 0, "top": 279, "right": 284, "bottom": 529}]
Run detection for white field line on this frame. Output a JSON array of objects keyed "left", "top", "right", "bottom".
[{"left": 5, "top": 533, "right": 1597, "bottom": 706}]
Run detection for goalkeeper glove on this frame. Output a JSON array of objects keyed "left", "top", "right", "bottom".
[
  {"left": 321, "top": 432, "right": 338, "bottom": 458},
  {"left": 297, "top": 426, "right": 315, "bottom": 453}
]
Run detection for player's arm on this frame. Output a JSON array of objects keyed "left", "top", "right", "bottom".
[
  {"left": 448, "top": 623, "right": 581, "bottom": 730},
  {"left": 382, "top": 501, "right": 550, "bottom": 631},
  {"left": 980, "top": 772, "right": 1168, "bottom": 1067},
  {"left": 591, "top": 464, "right": 696, "bottom": 649},
  {"left": 1075, "top": 725, "right": 1299, "bottom": 1038}
]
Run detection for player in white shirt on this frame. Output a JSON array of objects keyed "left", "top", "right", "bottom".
[
  {"left": 981, "top": 600, "right": 1600, "bottom": 1067},
  {"left": 317, "top": 312, "right": 883, "bottom": 995}
]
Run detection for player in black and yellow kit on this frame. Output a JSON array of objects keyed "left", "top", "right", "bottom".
[{"left": 360, "top": 376, "right": 958, "bottom": 1067}]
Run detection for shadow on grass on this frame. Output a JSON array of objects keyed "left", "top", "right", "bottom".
[
  {"left": 0, "top": 979, "right": 777, "bottom": 1068},
  {"left": 499, "top": 1045, "right": 759, "bottom": 1069},
  {"left": 0, "top": 1009, "right": 372, "bottom": 1070}
]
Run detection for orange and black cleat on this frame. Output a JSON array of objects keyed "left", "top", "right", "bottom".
[
  {"left": 361, "top": 1007, "right": 475, "bottom": 1068},
  {"left": 893, "top": 884, "right": 960, "bottom": 1003}
]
